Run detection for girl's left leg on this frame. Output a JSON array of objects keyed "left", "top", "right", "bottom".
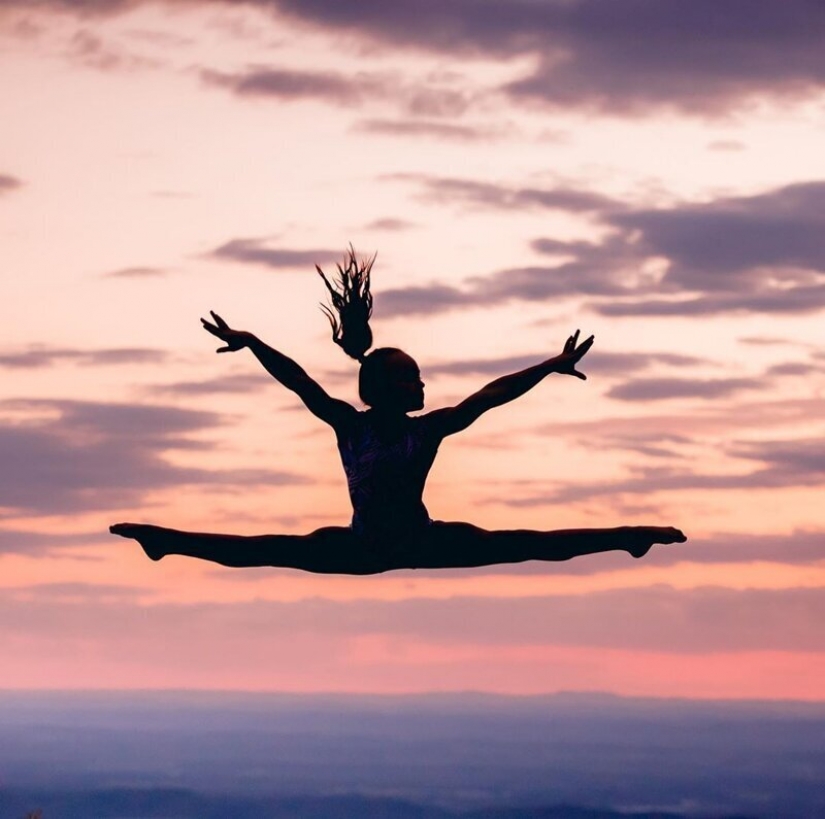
[{"left": 394, "top": 522, "right": 686, "bottom": 570}]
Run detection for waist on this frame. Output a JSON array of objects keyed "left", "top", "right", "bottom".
[{"left": 351, "top": 506, "right": 432, "bottom": 540}]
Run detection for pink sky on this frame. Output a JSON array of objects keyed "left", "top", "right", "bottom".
[{"left": 1, "top": 0, "right": 824, "bottom": 699}]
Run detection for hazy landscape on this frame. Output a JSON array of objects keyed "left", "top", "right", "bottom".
[{"left": 1, "top": 691, "right": 823, "bottom": 818}]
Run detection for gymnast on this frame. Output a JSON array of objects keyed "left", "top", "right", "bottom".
[{"left": 111, "top": 249, "right": 686, "bottom": 574}]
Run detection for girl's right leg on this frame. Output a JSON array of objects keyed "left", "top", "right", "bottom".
[{"left": 109, "top": 523, "right": 383, "bottom": 575}]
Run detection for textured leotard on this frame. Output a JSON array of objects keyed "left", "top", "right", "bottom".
[{"left": 336, "top": 410, "right": 443, "bottom": 544}]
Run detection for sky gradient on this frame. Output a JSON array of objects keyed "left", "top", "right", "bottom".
[{"left": 1, "top": 0, "right": 824, "bottom": 698}]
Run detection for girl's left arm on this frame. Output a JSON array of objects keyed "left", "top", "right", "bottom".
[{"left": 426, "top": 330, "right": 593, "bottom": 437}]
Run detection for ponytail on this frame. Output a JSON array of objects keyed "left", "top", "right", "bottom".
[{"left": 316, "top": 246, "right": 376, "bottom": 362}]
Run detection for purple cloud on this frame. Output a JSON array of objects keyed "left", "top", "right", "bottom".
[
  {"left": 10, "top": 1, "right": 823, "bottom": 114},
  {"left": 103, "top": 266, "right": 168, "bottom": 278},
  {"left": 0, "top": 173, "right": 22, "bottom": 194},
  {"left": 607, "top": 376, "right": 763, "bottom": 402},
  {"left": 0, "top": 398, "right": 304, "bottom": 515},
  {"left": 0, "top": 346, "right": 168, "bottom": 369},
  {"left": 210, "top": 238, "right": 340, "bottom": 270},
  {"left": 200, "top": 66, "right": 372, "bottom": 105},
  {"left": 380, "top": 178, "right": 825, "bottom": 318}
]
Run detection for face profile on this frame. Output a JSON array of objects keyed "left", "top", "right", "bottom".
[{"left": 379, "top": 352, "right": 425, "bottom": 412}]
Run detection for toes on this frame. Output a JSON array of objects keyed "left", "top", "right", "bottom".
[{"left": 110, "top": 523, "right": 139, "bottom": 538}]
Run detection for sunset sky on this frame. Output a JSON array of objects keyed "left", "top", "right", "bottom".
[{"left": 1, "top": 0, "right": 824, "bottom": 698}]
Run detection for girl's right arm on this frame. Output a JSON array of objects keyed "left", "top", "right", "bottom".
[{"left": 201, "top": 311, "right": 357, "bottom": 429}]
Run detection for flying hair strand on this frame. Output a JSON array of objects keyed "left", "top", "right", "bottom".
[{"left": 316, "top": 246, "right": 376, "bottom": 362}]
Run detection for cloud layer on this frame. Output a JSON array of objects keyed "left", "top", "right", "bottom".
[
  {"left": 210, "top": 239, "right": 340, "bottom": 269},
  {"left": 5, "top": 582, "right": 824, "bottom": 654},
  {"left": 0, "top": 346, "right": 168, "bottom": 369},
  {"left": 0, "top": 173, "right": 22, "bottom": 194},
  {"left": 374, "top": 178, "right": 825, "bottom": 318},
  {"left": 8, "top": 1, "right": 825, "bottom": 115},
  {"left": 251, "top": 0, "right": 825, "bottom": 115},
  {"left": 0, "top": 399, "right": 303, "bottom": 515}
]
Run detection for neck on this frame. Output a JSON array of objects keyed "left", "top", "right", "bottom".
[{"left": 368, "top": 406, "right": 407, "bottom": 423}]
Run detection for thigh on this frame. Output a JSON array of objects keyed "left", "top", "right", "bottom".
[
  {"left": 396, "top": 521, "right": 496, "bottom": 570},
  {"left": 287, "top": 526, "right": 389, "bottom": 575}
]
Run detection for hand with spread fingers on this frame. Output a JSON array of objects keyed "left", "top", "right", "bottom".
[
  {"left": 200, "top": 311, "right": 253, "bottom": 353},
  {"left": 553, "top": 329, "right": 594, "bottom": 380}
]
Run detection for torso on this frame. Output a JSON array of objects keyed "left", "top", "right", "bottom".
[{"left": 335, "top": 410, "right": 443, "bottom": 542}]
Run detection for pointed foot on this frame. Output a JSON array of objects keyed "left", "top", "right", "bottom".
[
  {"left": 624, "top": 526, "right": 687, "bottom": 558},
  {"left": 109, "top": 522, "right": 167, "bottom": 561}
]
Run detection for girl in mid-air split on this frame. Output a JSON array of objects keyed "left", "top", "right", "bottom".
[{"left": 111, "top": 249, "right": 686, "bottom": 574}]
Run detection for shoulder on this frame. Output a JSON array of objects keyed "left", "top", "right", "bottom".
[
  {"left": 410, "top": 409, "right": 451, "bottom": 440},
  {"left": 332, "top": 406, "right": 368, "bottom": 442}
]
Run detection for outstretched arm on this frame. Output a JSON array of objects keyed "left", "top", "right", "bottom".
[
  {"left": 428, "top": 330, "right": 594, "bottom": 437},
  {"left": 201, "top": 311, "right": 356, "bottom": 429}
]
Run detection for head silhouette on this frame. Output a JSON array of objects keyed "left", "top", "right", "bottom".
[{"left": 359, "top": 348, "right": 424, "bottom": 411}]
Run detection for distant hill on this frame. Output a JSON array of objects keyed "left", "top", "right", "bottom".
[
  {"left": 1, "top": 690, "right": 821, "bottom": 818},
  {"left": 0, "top": 789, "right": 757, "bottom": 819}
]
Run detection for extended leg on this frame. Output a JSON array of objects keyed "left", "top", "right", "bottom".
[
  {"left": 397, "top": 522, "right": 686, "bottom": 570},
  {"left": 109, "top": 523, "right": 383, "bottom": 575}
]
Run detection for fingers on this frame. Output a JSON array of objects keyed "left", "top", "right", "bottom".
[
  {"left": 574, "top": 334, "right": 595, "bottom": 357},
  {"left": 200, "top": 318, "right": 221, "bottom": 337},
  {"left": 563, "top": 329, "right": 582, "bottom": 352},
  {"left": 210, "top": 310, "right": 228, "bottom": 329}
]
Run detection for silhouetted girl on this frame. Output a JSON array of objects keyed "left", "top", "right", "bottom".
[{"left": 111, "top": 249, "right": 685, "bottom": 574}]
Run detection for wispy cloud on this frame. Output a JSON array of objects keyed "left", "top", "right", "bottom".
[
  {"left": 356, "top": 118, "right": 506, "bottom": 142},
  {"left": 102, "top": 266, "right": 168, "bottom": 278},
  {"left": 0, "top": 173, "right": 23, "bottom": 194},
  {"left": 68, "top": 28, "right": 160, "bottom": 71},
  {"left": 6, "top": 581, "right": 146, "bottom": 601},
  {"left": 607, "top": 376, "right": 764, "bottom": 402},
  {"left": 0, "top": 399, "right": 304, "bottom": 515},
  {"left": 504, "top": 434, "right": 825, "bottom": 506},
  {"left": 148, "top": 373, "right": 265, "bottom": 396},
  {"left": 545, "top": 396, "right": 825, "bottom": 442},
  {"left": 200, "top": 64, "right": 485, "bottom": 128},
  {"left": 363, "top": 217, "right": 416, "bottom": 232},
  {"left": 0, "top": 528, "right": 109, "bottom": 557},
  {"left": 394, "top": 175, "right": 627, "bottom": 214},
  {"left": 200, "top": 66, "right": 378, "bottom": 106},
  {"left": 0, "top": 346, "right": 169, "bottom": 369},
  {"left": 210, "top": 238, "right": 339, "bottom": 270}
]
